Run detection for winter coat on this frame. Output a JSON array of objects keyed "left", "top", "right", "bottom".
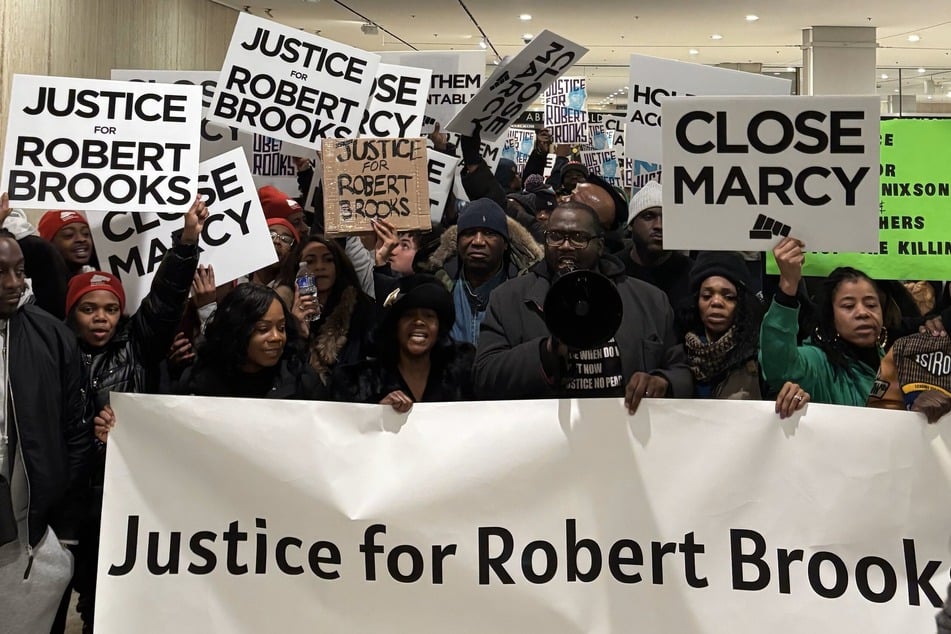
[
  {"left": 177, "top": 357, "right": 326, "bottom": 400},
  {"left": 80, "top": 241, "right": 199, "bottom": 420},
  {"left": 759, "top": 299, "right": 882, "bottom": 407},
  {"left": 473, "top": 255, "right": 693, "bottom": 400},
  {"left": 306, "top": 287, "right": 379, "bottom": 384},
  {"left": 8, "top": 305, "right": 94, "bottom": 547},
  {"left": 332, "top": 343, "right": 476, "bottom": 404}
]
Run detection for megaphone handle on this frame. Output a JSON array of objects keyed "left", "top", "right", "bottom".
[{"left": 540, "top": 336, "right": 570, "bottom": 384}]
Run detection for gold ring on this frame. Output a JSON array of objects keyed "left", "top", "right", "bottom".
[{"left": 794, "top": 394, "right": 803, "bottom": 401}]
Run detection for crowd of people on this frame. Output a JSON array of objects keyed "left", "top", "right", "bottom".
[{"left": 2, "top": 123, "right": 951, "bottom": 632}]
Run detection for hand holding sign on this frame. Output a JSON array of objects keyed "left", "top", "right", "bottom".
[
  {"left": 0, "top": 193, "right": 10, "bottom": 229},
  {"left": 191, "top": 265, "right": 217, "bottom": 308},
  {"left": 773, "top": 237, "right": 806, "bottom": 296},
  {"left": 182, "top": 195, "right": 210, "bottom": 245},
  {"left": 428, "top": 122, "right": 449, "bottom": 153},
  {"left": 371, "top": 218, "right": 399, "bottom": 266}
]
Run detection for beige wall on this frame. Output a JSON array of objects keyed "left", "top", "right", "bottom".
[{"left": 0, "top": 0, "right": 237, "bottom": 220}]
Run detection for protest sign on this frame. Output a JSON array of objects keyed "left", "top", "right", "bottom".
[
  {"left": 110, "top": 69, "right": 251, "bottom": 162},
  {"left": 587, "top": 122, "right": 610, "bottom": 151},
  {"left": 765, "top": 118, "right": 951, "bottom": 279},
  {"left": 544, "top": 76, "right": 588, "bottom": 143},
  {"left": 427, "top": 149, "right": 460, "bottom": 222},
  {"left": 379, "top": 51, "right": 485, "bottom": 134},
  {"left": 581, "top": 149, "right": 622, "bottom": 187},
  {"left": 249, "top": 135, "right": 300, "bottom": 194},
  {"left": 446, "top": 31, "right": 588, "bottom": 141},
  {"left": 605, "top": 115, "right": 626, "bottom": 157},
  {"left": 98, "top": 395, "right": 951, "bottom": 633},
  {"left": 1, "top": 74, "right": 201, "bottom": 212},
  {"left": 88, "top": 148, "right": 274, "bottom": 311},
  {"left": 301, "top": 154, "right": 324, "bottom": 214},
  {"left": 322, "top": 137, "right": 429, "bottom": 235},
  {"left": 625, "top": 54, "right": 790, "bottom": 185},
  {"left": 661, "top": 95, "right": 879, "bottom": 251},
  {"left": 361, "top": 63, "right": 432, "bottom": 138},
  {"left": 209, "top": 13, "right": 380, "bottom": 148}
]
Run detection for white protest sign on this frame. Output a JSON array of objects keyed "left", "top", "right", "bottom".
[
  {"left": 587, "top": 122, "right": 611, "bottom": 151},
  {"left": 581, "top": 149, "right": 622, "bottom": 187},
  {"left": 544, "top": 76, "right": 588, "bottom": 143},
  {"left": 209, "top": 13, "right": 380, "bottom": 149},
  {"left": 427, "top": 149, "right": 460, "bottom": 222},
  {"left": 110, "top": 69, "right": 252, "bottom": 162},
  {"left": 249, "top": 135, "right": 300, "bottom": 195},
  {"left": 379, "top": 51, "right": 485, "bottom": 134},
  {"left": 360, "top": 63, "right": 432, "bottom": 138},
  {"left": 477, "top": 134, "right": 507, "bottom": 172},
  {"left": 605, "top": 115, "right": 625, "bottom": 157},
  {"left": 88, "top": 149, "right": 275, "bottom": 311},
  {"left": 1, "top": 74, "right": 201, "bottom": 212},
  {"left": 543, "top": 153, "right": 557, "bottom": 179},
  {"left": 446, "top": 31, "right": 588, "bottom": 141},
  {"left": 302, "top": 155, "right": 323, "bottom": 214},
  {"left": 625, "top": 54, "right": 790, "bottom": 183},
  {"left": 98, "top": 395, "right": 951, "bottom": 633},
  {"left": 662, "top": 96, "right": 879, "bottom": 251}
]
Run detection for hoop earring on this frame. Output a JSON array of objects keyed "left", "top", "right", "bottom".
[{"left": 878, "top": 326, "right": 888, "bottom": 349}]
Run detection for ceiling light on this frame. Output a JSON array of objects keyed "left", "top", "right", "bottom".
[
  {"left": 908, "top": 34, "right": 921, "bottom": 42},
  {"left": 745, "top": 14, "right": 759, "bottom": 21},
  {"left": 479, "top": 39, "right": 487, "bottom": 49},
  {"left": 688, "top": 49, "right": 699, "bottom": 56},
  {"left": 710, "top": 34, "right": 723, "bottom": 40},
  {"left": 918, "top": 67, "right": 927, "bottom": 73},
  {"left": 786, "top": 66, "right": 795, "bottom": 72},
  {"left": 928, "top": 95, "right": 934, "bottom": 100},
  {"left": 881, "top": 73, "right": 888, "bottom": 79},
  {"left": 519, "top": 13, "right": 532, "bottom": 20},
  {"left": 522, "top": 32, "right": 534, "bottom": 40},
  {"left": 893, "top": 89, "right": 899, "bottom": 92}
]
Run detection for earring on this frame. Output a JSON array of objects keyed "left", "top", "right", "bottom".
[{"left": 878, "top": 326, "right": 888, "bottom": 349}]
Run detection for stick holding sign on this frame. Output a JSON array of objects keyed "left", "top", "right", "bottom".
[
  {"left": 661, "top": 95, "right": 879, "bottom": 252},
  {"left": 1, "top": 74, "right": 202, "bottom": 212},
  {"left": 323, "top": 138, "right": 430, "bottom": 236}
]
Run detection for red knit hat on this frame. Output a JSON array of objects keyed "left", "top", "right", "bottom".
[
  {"left": 257, "top": 186, "right": 303, "bottom": 220},
  {"left": 38, "top": 210, "right": 88, "bottom": 241},
  {"left": 66, "top": 271, "right": 126, "bottom": 315},
  {"left": 267, "top": 218, "right": 300, "bottom": 242}
]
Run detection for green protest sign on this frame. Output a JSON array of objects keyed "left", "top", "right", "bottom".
[{"left": 767, "top": 118, "right": 951, "bottom": 279}]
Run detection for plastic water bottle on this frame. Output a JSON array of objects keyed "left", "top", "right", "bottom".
[{"left": 295, "top": 262, "right": 321, "bottom": 322}]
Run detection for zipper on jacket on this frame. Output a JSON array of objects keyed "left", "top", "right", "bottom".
[{"left": 8, "top": 337, "right": 33, "bottom": 580}]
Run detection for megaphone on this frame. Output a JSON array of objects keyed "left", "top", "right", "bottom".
[{"left": 544, "top": 266, "right": 623, "bottom": 349}]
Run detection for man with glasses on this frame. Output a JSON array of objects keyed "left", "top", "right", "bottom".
[{"left": 474, "top": 201, "right": 691, "bottom": 414}]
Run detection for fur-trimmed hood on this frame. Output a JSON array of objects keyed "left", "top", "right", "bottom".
[{"left": 416, "top": 216, "right": 544, "bottom": 279}]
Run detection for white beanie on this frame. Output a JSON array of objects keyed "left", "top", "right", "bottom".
[{"left": 629, "top": 180, "right": 663, "bottom": 223}]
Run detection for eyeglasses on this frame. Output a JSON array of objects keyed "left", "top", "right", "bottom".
[
  {"left": 544, "top": 230, "right": 600, "bottom": 249},
  {"left": 270, "top": 231, "right": 295, "bottom": 246}
]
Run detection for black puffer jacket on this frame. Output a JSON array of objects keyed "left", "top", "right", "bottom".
[
  {"left": 9, "top": 305, "right": 94, "bottom": 547},
  {"left": 81, "top": 240, "right": 199, "bottom": 420}
]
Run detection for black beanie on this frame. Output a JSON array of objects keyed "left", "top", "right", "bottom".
[
  {"left": 457, "top": 198, "right": 509, "bottom": 240},
  {"left": 689, "top": 252, "right": 752, "bottom": 294}
]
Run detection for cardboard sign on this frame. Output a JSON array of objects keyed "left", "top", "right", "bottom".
[
  {"left": 766, "top": 118, "right": 951, "bottom": 279},
  {"left": 98, "top": 395, "right": 951, "bottom": 633},
  {"left": 427, "top": 149, "right": 460, "bottom": 223},
  {"left": 1, "top": 74, "right": 201, "bottom": 212},
  {"left": 322, "top": 137, "right": 429, "bottom": 235},
  {"left": 359, "top": 63, "right": 431, "bottom": 138},
  {"left": 581, "top": 149, "right": 622, "bottom": 187},
  {"left": 88, "top": 148, "right": 275, "bottom": 311},
  {"left": 379, "top": 51, "right": 485, "bottom": 134},
  {"left": 110, "top": 69, "right": 252, "bottom": 163},
  {"left": 625, "top": 55, "right": 790, "bottom": 184},
  {"left": 446, "top": 31, "right": 588, "bottom": 141},
  {"left": 544, "top": 77, "right": 588, "bottom": 143},
  {"left": 209, "top": 13, "right": 380, "bottom": 148},
  {"left": 661, "top": 96, "right": 879, "bottom": 251}
]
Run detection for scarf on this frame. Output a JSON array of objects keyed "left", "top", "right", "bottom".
[
  {"left": 308, "top": 286, "right": 359, "bottom": 384},
  {"left": 685, "top": 327, "right": 742, "bottom": 383}
]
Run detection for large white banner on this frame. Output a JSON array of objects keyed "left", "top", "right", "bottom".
[
  {"left": 110, "top": 69, "right": 252, "bottom": 162},
  {"left": 625, "top": 54, "right": 790, "bottom": 187},
  {"left": 446, "top": 31, "right": 588, "bottom": 141},
  {"left": 379, "top": 50, "right": 485, "bottom": 134},
  {"left": 98, "top": 395, "right": 951, "bottom": 633},
  {"left": 1, "top": 74, "right": 202, "bottom": 212},
  {"left": 209, "top": 13, "right": 380, "bottom": 148},
  {"left": 88, "top": 149, "right": 275, "bottom": 311},
  {"left": 662, "top": 95, "right": 880, "bottom": 251}
]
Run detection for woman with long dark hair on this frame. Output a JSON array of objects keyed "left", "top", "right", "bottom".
[
  {"left": 278, "top": 235, "right": 378, "bottom": 385},
  {"left": 332, "top": 274, "right": 475, "bottom": 411},
  {"left": 178, "top": 284, "right": 323, "bottom": 399},
  {"left": 760, "top": 237, "right": 885, "bottom": 406},
  {"left": 682, "top": 252, "right": 808, "bottom": 417}
]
